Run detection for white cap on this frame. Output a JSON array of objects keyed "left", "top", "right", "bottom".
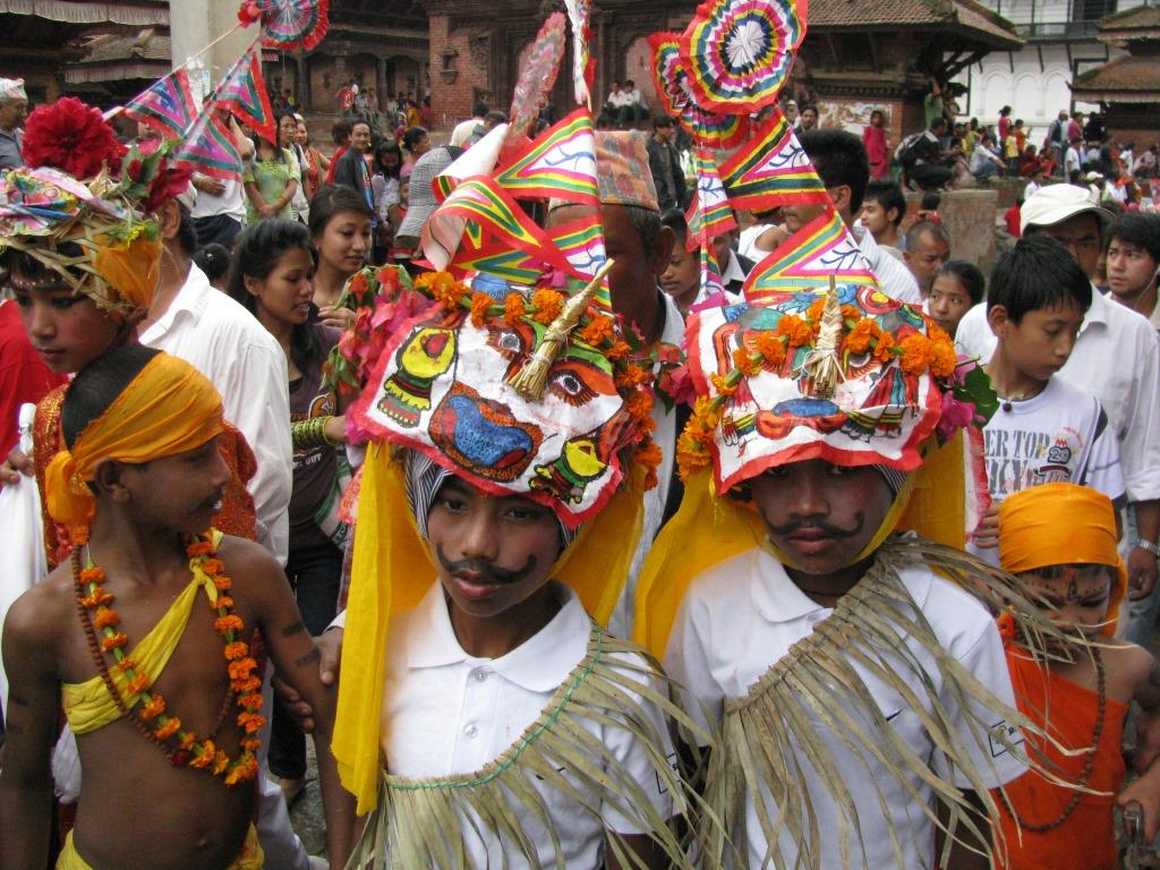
[
  {"left": 1020, "top": 183, "right": 1113, "bottom": 234},
  {"left": 0, "top": 78, "right": 27, "bottom": 102}
]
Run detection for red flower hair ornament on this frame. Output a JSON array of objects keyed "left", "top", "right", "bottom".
[{"left": 22, "top": 97, "right": 126, "bottom": 182}]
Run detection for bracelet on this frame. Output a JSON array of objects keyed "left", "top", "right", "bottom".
[
  {"left": 292, "top": 415, "right": 340, "bottom": 449},
  {"left": 1137, "top": 540, "right": 1160, "bottom": 558}
]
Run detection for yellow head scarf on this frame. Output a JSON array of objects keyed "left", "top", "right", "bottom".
[
  {"left": 332, "top": 443, "right": 646, "bottom": 815},
  {"left": 998, "top": 482, "right": 1127, "bottom": 636},
  {"left": 45, "top": 351, "right": 225, "bottom": 544}
]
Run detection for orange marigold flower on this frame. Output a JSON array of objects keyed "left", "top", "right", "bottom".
[
  {"left": 239, "top": 693, "right": 264, "bottom": 712},
  {"left": 624, "top": 390, "right": 654, "bottom": 426},
  {"left": 873, "top": 331, "right": 896, "bottom": 363},
  {"left": 732, "top": 347, "right": 762, "bottom": 377},
  {"left": 841, "top": 304, "right": 862, "bottom": 323},
  {"left": 531, "top": 288, "right": 565, "bottom": 325},
  {"left": 237, "top": 712, "right": 267, "bottom": 734},
  {"left": 422, "top": 271, "right": 468, "bottom": 308},
  {"left": 691, "top": 396, "right": 722, "bottom": 431},
  {"left": 80, "top": 567, "right": 106, "bottom": 585},
  {"left": 213, "top": 575, "right": 232, "bottom": 592},
  {"left": 898, "top": 334, "right": 932, "bottom": 375},
  {"left": 200, "top": 558, "right": 224, "bottom": 576},
  {"left": 606, "top": 340, "right": 632, "bottom": 361},
  {"left": 189, "top": 740, "right": 216, "bottom": 768},
  {"left": 139, "top": 694, "right": 166, "bottom": 721},
  {"left": 212, "top": 750, "right": 231, "bottom": 776},
  {"left": 579, "top": 315, "right": 615, "bottom": 346},
  {"left": 224, "top": 641, "right": 249, "bottom": 661},
  {"left": 179, "top": 731, "right": 197, "bottom": 750},
  {"left": 615, "top": 365, "right": 650, "bottom": 390},
  {"left": 926, "top": 322, "right": 953, "bottom": 345},
  {"left": 503, "top": 293, "right": 525, "bottom": 325},
  {"left": 229, "top": 658, "right": 258, "bottom": 681},
  {"left": 929, "top": 336, "right": 957, "bottom": 378},
  {"left": 216, "top": 595, "right": 235, "bottom": 611},
  {"left": 225, "top": 755, "right": 259, "bottom": 787},
  {"left": 154, "top": 717, "right": 181, "bottom": 740},
  {"left": 711, "top": 373, "right": 739, "bottom": 397},
  {"left": 241, "top": 737, "right": 262, "bottom": 754},
  {"left": 469, "top": 292, "right": 492, "bottom": 328},
  {"left": 101, "top": 632, "right": 129, "bottom": 652},
  {"left": 752, "top": 331, "right": 786, "bottom": 367},
  {"left": 844, "top": 319, "right": 879, "bottom": 356},
  {"left": 214, "top": 614, "right": 244, "bottom": 634},
  {"left": 775, "top": 315, "right": 813, "bottom": 348},
  {"left": 806, "top": 297, "right": 826, "bottom": 324},
  {"left": 93, "top": 607, "right": 120, "bottom": 630},
  {"left": 232, "top": 675, "right": 262, "bottom": 694},
  {"left": 116, "top": 658, "right": 137, "bottom": 673},
  {"left": 676, "top": 430, "right": 713, "bottom": 481},
  {"left": 636, "top": 439, "right": 664, "bottom": 490},
  {"left": 186, "top": 540, "right": 214, "bottom": 557},
  {"left": 127, "top": 673, "right": 151, "bottom": 696}
]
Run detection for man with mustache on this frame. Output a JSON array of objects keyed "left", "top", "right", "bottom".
[{"left": 635, "top": 282, "right": 1046, "bottom": 868}]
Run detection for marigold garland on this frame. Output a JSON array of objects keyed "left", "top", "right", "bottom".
[{"left": 73, "top": 533, "right": 263, "bottom": 787}]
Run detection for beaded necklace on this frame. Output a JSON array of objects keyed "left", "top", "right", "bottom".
[{"left": 72, "top": 532, "right": 264, "bottom": 786}]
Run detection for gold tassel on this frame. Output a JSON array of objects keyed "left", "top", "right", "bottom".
[
  {"left": 799, "top": 274, "right": 845, "bottom": 399},
  {"left": 508, "top": 259, "right": 615, "bottom": 400}
]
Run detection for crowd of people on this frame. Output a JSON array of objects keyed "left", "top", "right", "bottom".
[{"left": 2, "top": 54, "right": 1160, "bottom": 870}]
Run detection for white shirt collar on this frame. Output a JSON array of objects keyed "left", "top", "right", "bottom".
[
  {"left": 140, "top": 262, "right": 211, "bottom": 342},
  {"left": 407, "top": 581, "right": 591, "bottom": 693},
  {"left": 1084, "top": 282, "right": 1112, "bottom": 329}
]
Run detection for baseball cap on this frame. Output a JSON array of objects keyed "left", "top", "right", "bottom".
[{"left": 1020, "top": 183, "right": 1113, "bottom": 235}]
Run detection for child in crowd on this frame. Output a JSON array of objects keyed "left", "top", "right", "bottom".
[
  {"left": 192, "top": 243, "right": 232, "bottom": 292},
  {"left": 659, "top": 208, "right": 741, "bottom": 314},
  {"left": 972, "top": 234, "right": 1124, "bottom": 562},
  {"left": 0, "top": 346, "right": 353, "bottom": 868},
  {"left": 996, "top": 483, "right": 1160, "bottom": 868},
  {"left": 929, "top": 259, "right": 986, "bottom": 337},
  {"left": 859, "top": 179, "right": 907, "bottom": 251}
]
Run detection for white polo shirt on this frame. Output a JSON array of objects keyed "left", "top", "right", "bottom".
[
  {"left": 665, "top": 545, "right": 1025, "bottom": 869},
  {"left": 955, "top": 288, "right": 1160, "bottom": 504},
  {"left": 382, "top": 581, "right": 676, "bottom": 868}
]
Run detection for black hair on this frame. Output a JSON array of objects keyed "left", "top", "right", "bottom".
[
  {"left": 863, "top": 180, "right": 906, "bottom": 227},
  {"left": 1, "top": 243, "right": 82, "bottom": 290},
  {"left": 307, "top": 185, "right": 374, "bottom": 240},
  {"left": 654, "top": 114, "right": 674, "bottom": 129},
  {"left": 596, "top": 112, "right": 617, "bottom": 130},
  {"left": 227, "top": 220, "right": 323, "bottom": 373},
  {"left": 920, "top": 191, "right": 942, "bottom": 211},
  {"left": 800, "top": 128, "right": 870, "bottom": 213},
  {"left": 930, "top": 116, "right": 948, "bottom": 131},
  {"left": 799, "top": 103, "right": 817, "bottom": 115},
  {"left": 472, "top": 100, "right": 489, "bottom": 117},
  {"left": 331, "top": 119, "right": 353, "bottom": 146},
  {"left": 193, "top": 243, "right": 231, "bottom": 283},
  {"left": 988, "top": 234, "right": 1092, "bottom": 323},
  {"left": 905, "top": 219, "right": 949, "bottom": 250},
  {"left": 625, "top": 205, "right": 664, "bottom": 259},
  {"left": 1107, "top": 213, "right": 1160, "bottom": 264},
  {"left": 402, "top": 126, "right": 428, "bottom": 153},
  {"left": 176, "top": 204, "right": 198, "bottom": 257},
  {"left": 660, "top": 207, "right": 688, "bottom": 249},
  {"left": 62, "top": 345, "right": 162, "bottom": 450},
  {"left": 373, "top": 139, "right": 403, "bottom": 179},
  {"left": 484, "top": 110, "right": 508, "bottom": 127},
  {"left": 936, "top": 259, "right": 986, "bottom": 305}
]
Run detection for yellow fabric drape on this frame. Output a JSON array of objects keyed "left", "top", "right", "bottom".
[
  {"left": 332, "top": 444, "right": 647, "bottom": 815},
  {"left": 633, "top": 432, "right": 970, "bottom": 660},
  {"left": 45, "top": 352, "right": 224, "bottom": 543},
  {"left": 62, "top": 530, "right": 224, "bottom": 735},
  {"left": 57, "top": 823, "right": 263, "bottom": 869},
  {"left": 999, "top": 482, "right": 1128, "bottom": 636}
]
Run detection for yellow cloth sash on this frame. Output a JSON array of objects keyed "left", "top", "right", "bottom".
[
  {"left": 62, "top": 530, "right": 224, "bottom": 735},
  {"left": 45, "top": 352, "right": 224, "bottom": 544},
  {"left": 332, "top": 443, "right": 646, "bottom": 815},
  {"left": 57, "top": 822, "right": 263, "bottom": 869}
]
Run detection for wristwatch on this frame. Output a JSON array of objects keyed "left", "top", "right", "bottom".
[{"left": 1137, "top": 539, "right": 1160, "bottom": 558}]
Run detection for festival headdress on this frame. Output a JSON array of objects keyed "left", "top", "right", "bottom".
[{"left": 0, "top": 98, "right": 185, "bottom": 319}]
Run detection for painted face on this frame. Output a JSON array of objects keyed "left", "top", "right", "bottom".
[
  {"left": 359, "top": 306, "right": 627, "bottom": 524},
  {"left": 245, "top": 246, "right": 314, "bottom": 330},
  {"left": 113, "top": 434, "right": 231, "bottom": 537},
  {"left": 13, "top": 280, "right": 121, "bottom": 374},
  {"left": 1018, "top": 564, "right": 1114, "bottom": 637},
  {"left": 314, "top": 209, "right": 372, "bottom": 278},
  {"left": 928, "top": 273, "right": 973, "bottom": 337},
  {"left": 427, "top": 475, "right": 562, "bottom": 619},
  {"left": 752, "top": 460, "right": 894, "bottom": 576},
  {"left": 990, "top": 301, "right": 1084, "bottom": 384},
  {"left": 903, "top": 230, "right": 951, "bottom": 295}
]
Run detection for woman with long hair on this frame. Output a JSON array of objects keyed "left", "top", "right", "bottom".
[
  {"left": 294, "top": 115, "right": 330, "bottom": 201},
  {"left": 306, "top": 186, "right": 372, "bottom": 330},
  {"left": 227, "top": 219, "right": 350, "bottom": 803},
  {"left": 371, "top": 139, "right": 403, "bottom": 258},
  {"left": 243, "top": 112, "right": 301, "bottom": 222}
]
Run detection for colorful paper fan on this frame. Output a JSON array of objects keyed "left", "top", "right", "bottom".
[
  {"left": 505, "top": 13, "right": 567, "bottom": 147},
  {"left": 680, "top": 0, "right": 807, "bottom": 115},
  {"left": 650, "top": 30, "right": 752, "bottom": 150},
  {"left": 243, "top": 0, "right": 330, "bottom": 52}
]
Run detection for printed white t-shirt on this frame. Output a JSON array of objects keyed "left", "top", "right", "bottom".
[{"left": 665, "top": 545, "right": 1026, "bottom": 869}]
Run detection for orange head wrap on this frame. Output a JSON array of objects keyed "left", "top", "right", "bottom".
[
  {"left": 999, "top": 482, "right": 1127, "bottom": 636},
  {"left": 45, "top": 352, "right": 225, "bottom": 544}
]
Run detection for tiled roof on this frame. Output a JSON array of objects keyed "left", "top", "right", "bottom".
[
  {"left": 1099, "top": 4, "right": 1160, "bottom": 32},
  {"left": 808, "top": 0, "right": 1021, "bottom": 48},
  {"left": 1071, "top": 54, "right": 1160, "bottom": 101}
]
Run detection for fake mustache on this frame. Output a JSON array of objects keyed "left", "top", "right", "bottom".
[
  {"left": 436, "top": 545, "right": 537, "bottom": 586},
  {"left": 767, "top": 514, "right": 865, "bottom": 539}
]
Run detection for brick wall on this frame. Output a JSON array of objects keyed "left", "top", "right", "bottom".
[{"left": 428, "top": 14, "right": 490, "bottom": 131}]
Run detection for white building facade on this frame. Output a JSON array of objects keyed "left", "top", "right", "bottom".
[{"left": 957, "top": 0, "right": 1146, "bottom": 141}]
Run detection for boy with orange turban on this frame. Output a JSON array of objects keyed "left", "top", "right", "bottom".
[{"left": 996, "top": 482, "right": 1160, "bottom": 868}]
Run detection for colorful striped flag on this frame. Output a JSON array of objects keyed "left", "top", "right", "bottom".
[
  {"left": 719, "top": 110, "right": 829, "bottom": 212},
  {"left": 494, "top": 109, "right": 598, "bottom": 204},
  {"left": 743, "top": 206, "right": 879, "bottom": 301},
  {"left": 173, "top": 110, "right": 242, "bottom": 181},
  {"left": 124, "top": 68, "right": 198, "bottom": 139},
  {"left": 685, "top": 148, "right": 737, "bottom": 251},
  {"left": 215, "top": 43, "right": 276, "bottom": 144}
]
